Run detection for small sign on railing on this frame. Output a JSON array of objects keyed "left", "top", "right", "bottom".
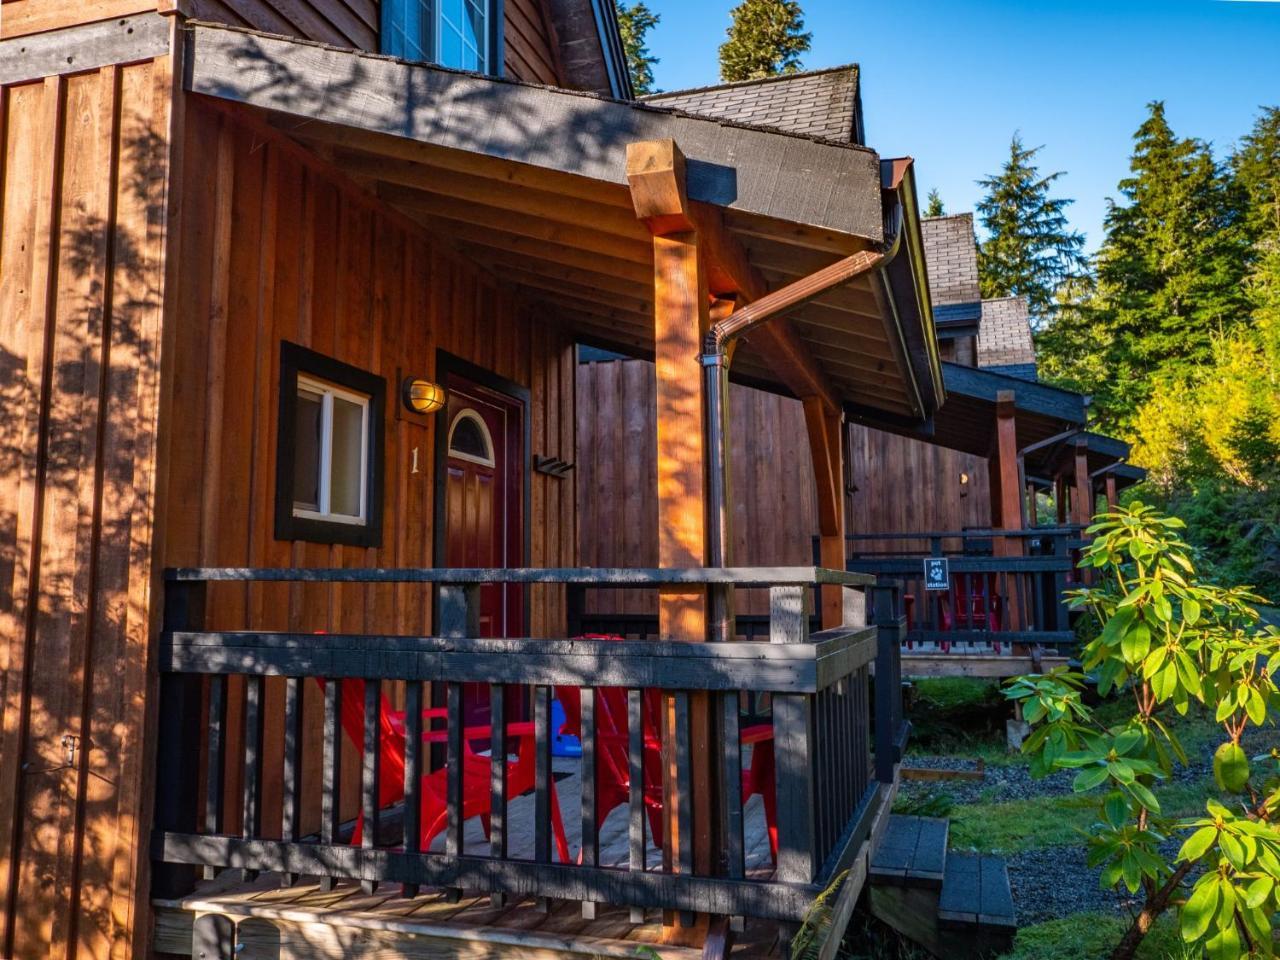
[{"left": 923, "top": 557, "right": 949, "bottom": 591}]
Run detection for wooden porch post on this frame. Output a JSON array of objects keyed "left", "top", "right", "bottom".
[
  {"left": 988, "top": 391, "right": 1024, "bottom": 628},
  {"left": 626, "top": 139, "right": 713, "bottom": 941},
  {"left": 1071, "top": 439, "right": 1093, "bottom": 525},
  {"left": 1105, "top": 472, "right": 1119, "bottom": 511},
  {"left": 988, "top": 391, "right": 1024, "bottom": 541},
  {"left": 803, "top": 398, "right": 847, "bottom": 629}
]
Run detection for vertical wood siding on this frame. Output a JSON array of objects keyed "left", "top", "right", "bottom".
[
  {"left": 0, "top": 59, "right": 175, "bottom": 960},
  {"left": 845, "top": 422, "right": 991, "bottom": 549},
  {"left": 576, "top": 359, "right": 992, "bottom": 618},
  {"left": 165, "top": 100, "right": 576, "bottom": 836}
]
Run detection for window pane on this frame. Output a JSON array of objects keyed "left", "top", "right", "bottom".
[
  {"left": 463, "top": 0, "right": 485, "bottom": 70},
  {"left": 330, "top": 395, "right": 366, "bottom": 518},
  {"left": 449, "top": 413, "right": 493, "bottom": 463},
  {"left": 438, "top": 0, "right": 464, "bottom": 68},
  {"left": 293, "top": 389, "right": 324, "bottom": 512}
]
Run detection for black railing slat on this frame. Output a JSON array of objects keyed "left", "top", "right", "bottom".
[
  {"left": 403, "top": 679, "right": 423, "bottom": 898},
  {"left": 281, "top": 675, "right": 302, "bottom": 886},
  {"left": 320, "top": 677, "right": 342, "bottom": 893},
  {"left": 627, "top": 687, "right": 645, "bottom": 923},
  {"left": 721, "top": 691, "right": 744, "bottom": 881},
  {"left": 533, "top": 684, "right": 552, "bottom": 866},
  {"left": 361, "top": 678, "right": 382, "bottom": 894},
  {"left": 242, "top": 674, "right": 263, "bottom": 881},
  {"left": 580, "top": 686, "right": 598, "bottom": 919},
  {"left": 489, "top": 683, "right": 507, "bottom": 862},
  {"left": 203, "top": 673, "right": 225, "bottom": 882},
  {"left": 446, "top": 682, "right": 463, "bottom": 856}
]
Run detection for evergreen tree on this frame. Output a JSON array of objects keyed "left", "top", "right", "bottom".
[
  {"left": 975, "top": 134, "right": 1087, "bottom": 321},
  {"left": 1233, "top": 106, "right": 1280, "bottom": 360},
  {"left": 718, "top": 0, "right": 810, "bottom": 83},
  {"left": 1091, "top": 101, "right": 1250, "bottom": 416},
  {"left": 616, "top": 2, "right": 660, "bottom": 96},
  {"left": 922, "top": 189, "right": 945, "bottom": 218}
]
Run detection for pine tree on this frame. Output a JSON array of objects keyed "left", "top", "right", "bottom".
[
  {"left": 923, "top": 189, "right": 945, "bottom": 218},
  {"left": 1092, "top": 102, "right": 1250, "bottom": 412},
  {"left": 616, "top": 2, "right": 660, "bottom": 96},
  {"left": 1233, "top": 106, "right": 1280, "bottom": 362},
  {"left": 975, "top": 134, "right": 1087, "bottom": 321},
  {"left": 718, "top": 0, "right": 811, "bottom": 83}
]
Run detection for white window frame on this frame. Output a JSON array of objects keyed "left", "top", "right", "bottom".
[
  {"left": 435, "top": 0, "right": 489, "bottom": 73},
  {"left": 292, "top": 374, "right": 371, "bottom": 526},
  {"left": 447, "top": 409, "right": 496, "bottom": 467}
]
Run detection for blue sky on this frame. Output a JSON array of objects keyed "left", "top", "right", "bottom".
[{"left": 640, "top": 0, "right": 1280, "bottom": 252}]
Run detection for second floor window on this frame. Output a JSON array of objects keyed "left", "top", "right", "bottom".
[{"left": 383, "top": 0, "right": 494, "bottom": 74}]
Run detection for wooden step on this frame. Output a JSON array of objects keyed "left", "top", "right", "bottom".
[
  {"left": 868, "top": 815, "right": 948, "bottom": 888},
  {"left": 937, "top": 852, "right": 1016, "bottom": 932}
]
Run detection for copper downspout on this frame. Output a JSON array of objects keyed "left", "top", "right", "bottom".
[{"left": 700, "top": 198, "right": 906, "bottom": 642}]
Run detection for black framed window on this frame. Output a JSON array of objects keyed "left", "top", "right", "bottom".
[
  {"left": 381, "top": 0, "right": 503, "bottom": 75},
  {"left": 274, "top": 342, "right": 385, "bottom": 547}
]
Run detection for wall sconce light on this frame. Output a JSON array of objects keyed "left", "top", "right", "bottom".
[
  {"left": 959, "top": 471, "right": 970, "bottom": 498},
  {"left": 402, "top": 377, "right": 446, "bottom": 415}
]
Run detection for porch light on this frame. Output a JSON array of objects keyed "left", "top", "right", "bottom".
[
  {"left": 402, "top": 377, "right": 446, "bottom": 415},
  {"left": 959, "top": 471, "right": 970, "bottom": 497}
]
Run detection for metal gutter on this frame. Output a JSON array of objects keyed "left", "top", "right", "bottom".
[{"left": 699, "top": 195, "right": 907, "bottom": 641}]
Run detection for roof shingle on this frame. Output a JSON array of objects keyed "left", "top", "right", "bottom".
[{"left": 642, "top": 66, "right": 862, "bottom": 144}]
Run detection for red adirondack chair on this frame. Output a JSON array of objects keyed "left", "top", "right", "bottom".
[
  {"left": 323, "top": 679, "right": 570, "bottom": 862},
  {"left": 555, "top": 635, "right": 779, "bottom": 863}
]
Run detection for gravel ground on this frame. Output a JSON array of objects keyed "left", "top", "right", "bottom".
[{"left": 898, "top": 754, "right": 1076, "bottom": 805}]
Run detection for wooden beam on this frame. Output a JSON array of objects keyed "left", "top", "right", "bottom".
[
  {"left": 689, "top": 203, "right": 850, "bottom": 415},
  {"left": 803, "top": 400, "right": 847, "bottom": 628},
  {"left": 453, "top": 244, "right": 652, "bottom": 301},
  {"left": 1105, "top": 473, "right": 1119, "bottom": 511},
  {"left": 901, "top": 654, "right": 1070, "bottom": 679},
  {"left": 284, "top": 121, "right": 636, "bottom": 210},
  {"left": 0, "top": 11, "right": 170, "bottom": 81},
  {"left": 353, "top": 158, "right": 648, "bottom": 238},
  {"left": 626, "top": 139, "right": 694, "bottom": 236},
  {"left": 988, "top": 391, "right": 1024, "bottom": 627},
  {"left": 379, "top": 182, "right": 653, "bottom": 263},
  {"left": 406, "top": 212, "right": 653, "bottom": 284}
]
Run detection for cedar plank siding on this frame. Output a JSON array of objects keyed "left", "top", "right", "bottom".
[
  {"left": 505, "top": 0, "right": 562, "bottom": 85},
  {"left": 3, "top": 0, "right": 569, "bottom": 89},
  {"left": 164, "top": 100, "right": 577, "bottom": 836},
  {"left": 0, "top": 60, "right": 175, "bottom": 960},
  {"left": 577, "top": 359, "right": 990, "bottom": 619}
]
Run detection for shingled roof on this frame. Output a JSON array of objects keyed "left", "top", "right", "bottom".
[
  {"left": 642, "top": 66, "right": 863, "bottom": 145},
  {"left": 978, "top": 296, "right": 1037, "bottom": 379},
  {"left": 921, "top": 214, "right": 980, "bottom": 308}
]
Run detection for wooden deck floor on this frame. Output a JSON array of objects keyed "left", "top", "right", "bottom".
[{"left": 152, "top": 760, "right": 783, "bottom": 960}]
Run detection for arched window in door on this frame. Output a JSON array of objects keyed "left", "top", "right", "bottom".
[{"left": 447, "top": 409, "right": 495, "bottom": 467}]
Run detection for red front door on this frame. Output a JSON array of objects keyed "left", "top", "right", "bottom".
[{"left": 442, "top": 374, "right": 524, "bottom": 720}]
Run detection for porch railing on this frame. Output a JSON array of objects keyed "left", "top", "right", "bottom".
[
  {"left": 841, "top": 529, "right": 1079, "bottom": 649},
  {"left": 151, "top": 566, "right": 907, "bottom": 930}
]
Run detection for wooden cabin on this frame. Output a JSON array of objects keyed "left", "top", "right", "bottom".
[
  {"left": 0, "top": 6, "right": 962, "bottom": 960},
  {"left": 577, "top": 198, "right": 1144, "bottom": 678}
]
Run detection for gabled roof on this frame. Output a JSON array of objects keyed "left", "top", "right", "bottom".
[
  {"left": 978, "top": 296, "right": 1037, "bottom": 374},
  {"left": 920, "top": 214, "right": 980, "bottom": 309},
  {"left": 642, "top": 66, "right": 863, "bottom": 145}
]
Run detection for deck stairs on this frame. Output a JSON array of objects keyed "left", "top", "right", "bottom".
[{"left": 866, "top": 815, "right": 1016, "bottom": 958}]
